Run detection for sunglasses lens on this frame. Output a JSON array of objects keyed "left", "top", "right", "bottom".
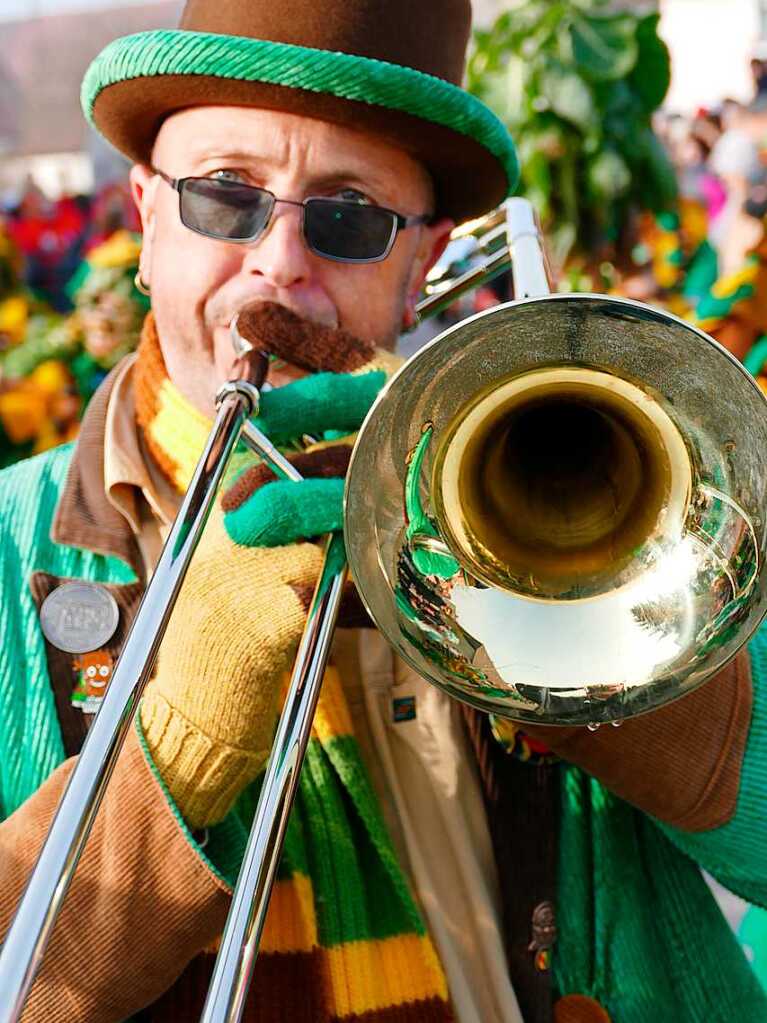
[
  {"left": 180, "top": 178, "right": 273, "bottom": 241},
  {"left": 305, "top": 200, "right": 396, "bottom": 261}
]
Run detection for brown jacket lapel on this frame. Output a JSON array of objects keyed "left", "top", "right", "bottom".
[
  {"left": 29, "top": 360, "right": 146, "bottom": 754},
  {"left": 51, "top": 359, "right": 143, "bottom": 580}
]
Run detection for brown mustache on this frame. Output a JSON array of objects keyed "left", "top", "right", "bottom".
[{"left": 236, "top": 301, "right": 376, "bottom": 374}]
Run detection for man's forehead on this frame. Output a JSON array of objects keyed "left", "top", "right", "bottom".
[{"left": 153, "top": 105, "right": 432, "bottom": 199}]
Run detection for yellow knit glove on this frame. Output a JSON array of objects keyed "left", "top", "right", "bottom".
[
  {"left": 140, "top": 331, "right": 400, "bottom": 829},
  {"left": 140, "top": 508, "right": 324, "bottom": 829}
]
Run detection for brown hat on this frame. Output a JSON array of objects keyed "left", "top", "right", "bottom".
[{"left": 81, "top": 0, "right": 518, "bottom": 222}]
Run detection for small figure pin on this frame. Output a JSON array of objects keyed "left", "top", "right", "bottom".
[
  {"left": 528, "top": 901, "right": 557, "bottom": 972},
  {"left": 71, "top": 650, "right": 114, "bottom": 714}
]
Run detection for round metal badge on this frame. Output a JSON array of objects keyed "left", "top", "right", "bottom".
[{"left": 39, "top": 582, "right": 120, "bottom": 654}]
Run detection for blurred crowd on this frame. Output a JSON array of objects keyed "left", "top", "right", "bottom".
[
  {"left": 2, "top": 177, "right": 140, "bottom": 312},
  {"left": 0, "top": 178, "right": 147, "bottom": 466},
  {"left": 625, "top": 86, "right": 767, "bottom": 374},
  {"left": 650, "top": 98, "right": 767, "bottom": 308}
]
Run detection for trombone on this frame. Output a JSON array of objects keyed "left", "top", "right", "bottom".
[{"left": 2, "top": 198, "right": 767, "bottom": 1023}]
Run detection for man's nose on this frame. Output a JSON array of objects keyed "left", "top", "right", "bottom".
[{"left": 241, "top": 204, "right": 311, "bottom": 288}]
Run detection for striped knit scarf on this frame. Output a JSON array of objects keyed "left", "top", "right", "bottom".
[
  {"left": 134, "top": 314, "right": 454, "bottom": 1021},
  {"left": 134, "top": 314, "right": 213, "bottom": 492}
]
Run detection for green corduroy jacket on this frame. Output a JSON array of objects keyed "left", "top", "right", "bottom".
[{"left": 2, "top": 441, "right": 767, "bottom": 1022}]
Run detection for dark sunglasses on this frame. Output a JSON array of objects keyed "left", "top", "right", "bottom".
[{"left": 152, "top": 168, "right": 430, "bottom": 264}]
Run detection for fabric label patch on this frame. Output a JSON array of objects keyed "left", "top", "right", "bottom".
[{"left": 392, "top": 695, "right": 416, "bottom": 723}]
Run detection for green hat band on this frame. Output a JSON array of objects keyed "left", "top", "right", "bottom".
[{"left": 81, "top": 30, "right": 519, "bottom": 195}]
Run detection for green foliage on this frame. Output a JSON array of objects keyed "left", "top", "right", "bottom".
[{"left": 468, "top": 0, "right": 676, "bottom": 264}]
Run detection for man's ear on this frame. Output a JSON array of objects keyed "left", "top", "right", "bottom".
[
  {"left": 129, "top": 164, "right": 158, "bottom": 281},
  {"left": 403, "top": 217, "right": 455, "bottom": 329}
]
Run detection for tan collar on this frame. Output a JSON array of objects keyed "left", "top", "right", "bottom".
[
  {"left": 103, "top": 353, "right": 180, "bottom": 536},
  {"left": 52, "top": 358, "right": 145, "bottom": 579}
]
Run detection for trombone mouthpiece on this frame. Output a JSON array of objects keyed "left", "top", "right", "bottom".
[
  {"left": 228, "top": 312, "right": 269, "bottom": 388},
  {"left": 230, "top": 312, "right": 253, "bottom": 357}
]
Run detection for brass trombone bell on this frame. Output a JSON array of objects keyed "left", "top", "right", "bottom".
[{"left": 345, "top": 288, "right": 767, "bottom": 727}]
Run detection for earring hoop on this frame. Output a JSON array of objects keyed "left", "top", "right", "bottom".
[{"left": 134, "top": 271, "right": 151, "bottom": 297}]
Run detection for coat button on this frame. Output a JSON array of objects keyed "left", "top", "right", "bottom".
[{"left": 554, "top": 994, "right": 612, "bottom": 1023}]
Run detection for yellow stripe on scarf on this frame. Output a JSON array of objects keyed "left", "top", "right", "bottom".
[
  {"left": 149, "top": 377, "right": 212, "bottom": 491},
  {"left": 322, "top": 933, "right": 449, "bottom": 1015},
  {"left": 312, "top": 665, "right": 354, "bottom": 743},
  {"left": 351, "top": 347, "right": 402, "bottom": 378},
  {"left": 203, "top": 873, "right": 318, "bottom": 956},
  {"left": 260, "top": 872, "right": 318, "bottom": 953}
]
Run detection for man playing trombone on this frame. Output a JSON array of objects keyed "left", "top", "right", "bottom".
[{"left": 0, "top": 2, "right": 766, "bottom": 1022}]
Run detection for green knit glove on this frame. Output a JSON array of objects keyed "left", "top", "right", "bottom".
[
  {"left": 253, "top": 369, "right": 385, "bottom": 445},
  {"left": 224, "top": 368, "right": 388, "bottom": 548}
]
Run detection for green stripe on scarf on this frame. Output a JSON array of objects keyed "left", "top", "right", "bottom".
[{"left": 300, "top": 736, "right": 425, "bottom": 946}]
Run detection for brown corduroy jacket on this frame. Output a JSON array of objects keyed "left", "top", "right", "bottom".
[{"left": 0, "top": 365, "right": 753, "bottom": 1021}]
